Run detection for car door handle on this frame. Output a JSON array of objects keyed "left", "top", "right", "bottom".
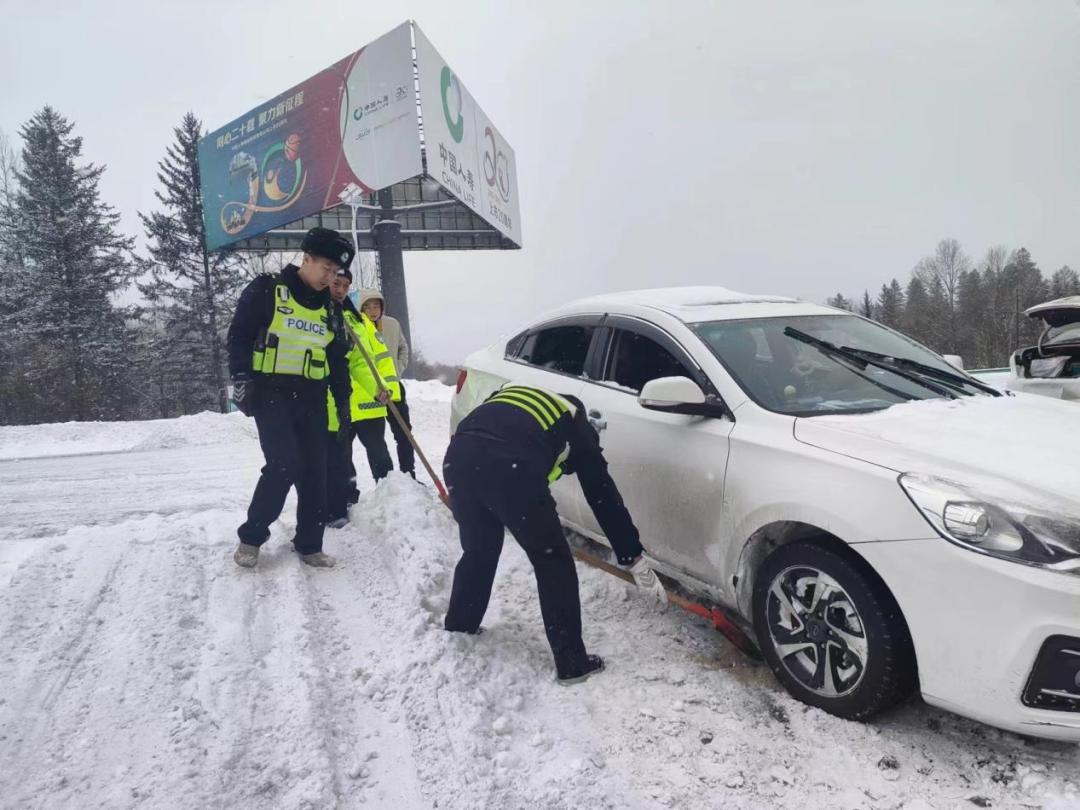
[{"left": 587, "top": 409, "right": 607, "bottom": 432}]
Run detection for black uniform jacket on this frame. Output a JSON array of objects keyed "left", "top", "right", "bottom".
[{"left": 454, "top": 396, "right": 645, "bottom": 565}]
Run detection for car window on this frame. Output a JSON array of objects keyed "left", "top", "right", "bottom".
[
  {"left": 603, "top": 329, "right": 695, "bottom": 393},
  {"left": 517, "top": 325, "right": 595, "bottom": 376},
  {"left": 505, "top": 330, "right": 528, "bottom": 358}
]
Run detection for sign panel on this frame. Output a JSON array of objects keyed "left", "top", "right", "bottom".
[
  {"left": 198, "top": 22, "right": 421, "bottom": 251},
  {"left": 414, "top": 24, "right": 522, "bottom": 247}
]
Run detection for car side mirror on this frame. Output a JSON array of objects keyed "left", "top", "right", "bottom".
[
  {"left": 943, "top": 354, "right": 965, "bottom": 371},
  {"left": 638, "top": 376, "right": 723, "bottom": 417}
]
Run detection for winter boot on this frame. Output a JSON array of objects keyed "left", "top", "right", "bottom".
[
  {"left": 233, "top": 543, "right": 260, "bottom": 568},
  {"left": 300, "top": 551, "right": 337, "bottom": 568},
  {"left": 557, "top": 655, "right": 605, "bottom": 686}
]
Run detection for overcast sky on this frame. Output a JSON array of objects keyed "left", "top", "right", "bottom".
[{"left": 3, "top": 0, "right": 1078, "bottom": 363}]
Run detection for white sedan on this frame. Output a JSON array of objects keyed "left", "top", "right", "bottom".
[
  {"left": 1008, "top": 296, "right": 1080, "bottom": 401},
  {"left": 451, "top": 287, "right": 1080, "bottom": 741}
]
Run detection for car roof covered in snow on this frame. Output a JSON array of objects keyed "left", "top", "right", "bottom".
[{"left": 545, "top": 286, "right": 840, "bottom": 324}]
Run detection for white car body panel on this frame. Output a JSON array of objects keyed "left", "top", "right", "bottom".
[{"left": 450, "top": 286, "right": 1080, "bottom": 740}]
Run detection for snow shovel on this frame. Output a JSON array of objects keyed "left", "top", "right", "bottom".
[
  {"left": 339, "top": 316, "right": 450, "bottom": 505},
  {"left": 569, "top": 543, "right": 761, "bottom": 660}
]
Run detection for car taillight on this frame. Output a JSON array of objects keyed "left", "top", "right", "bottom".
[{"left": 455, "top": 368, "right": 468, "bottom": 394}]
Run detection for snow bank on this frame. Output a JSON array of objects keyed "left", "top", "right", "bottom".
[
  {"left": 406, "top": 378, "right": 455, "bottom": 403},
  {"left": 0, "top": 411, "right": 257, "bottom": 460}
]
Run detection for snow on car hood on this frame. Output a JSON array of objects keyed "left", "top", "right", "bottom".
[{"left": 794, "top": 394, "right": 1080, "bottom": 513}]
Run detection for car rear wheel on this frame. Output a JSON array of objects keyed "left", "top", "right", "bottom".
[{"left": 752, "top": 542, "right": 917, "bottom": 720}]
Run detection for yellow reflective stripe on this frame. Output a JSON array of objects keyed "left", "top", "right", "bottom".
[
  {"left": 489, "top": 393, "right": 549, "bottom": 428},
  {"left": 384, "top": 375, "right": 399, "bottom": 382},
  {"left": 501, "top": 385, "right": 566, "bottom": 417},
  {"left": 281, "top": 335, "right": 329, "bottom": 347},
  {"left": 490, "top": 392, "right": 553, "bottom": 428},
  {"left": 374, "top": 351, "right": 392, "bottom": 361},
  {"left": 500, "top": 387, "right": 560, "bottom": 423}
]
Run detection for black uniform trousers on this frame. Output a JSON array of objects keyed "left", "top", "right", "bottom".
[
  {"left": 354, "top": 417, "right": 394, "bottom": 481},
  {"left": 387, "top": 383, "right": 415, "bottom": 476},
  {"left": 238, "top": 385, "right": 328, "bottom": 555},
  {"left": 326, "top": 426, "right": 358, "bottom": 522},
  {"left": 443, "top": 433, "right": 589, "bottom": 675}
]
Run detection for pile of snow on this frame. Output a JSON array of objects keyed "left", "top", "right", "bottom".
[
  {"left": 1, "top": 381, "right": 1079, "bottom": 808},
  {"left": 0, "top": 411, "right": 257, "bottom": 460}
]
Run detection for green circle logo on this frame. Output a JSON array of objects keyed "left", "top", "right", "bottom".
[{"left": 441, "top": 66, "right": 464, "bottom": 143}]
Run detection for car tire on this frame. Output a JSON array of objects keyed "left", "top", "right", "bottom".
[{"left": 752, "top": 541, "right": 917, "bottom": 720}]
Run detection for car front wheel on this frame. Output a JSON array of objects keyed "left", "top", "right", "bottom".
[{"left": 752, "top": 542, "right": 917, "bottom": 720}]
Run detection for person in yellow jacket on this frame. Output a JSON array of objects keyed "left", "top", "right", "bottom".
[
  {"left": 358, "top": 288, "right": 415, "bottom": 478},
  {"left": 325, "top": 267, "right": 401, "bottom": 527}
]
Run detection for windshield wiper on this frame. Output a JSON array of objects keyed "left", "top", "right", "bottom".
[
  {"left": 838, "top": 347, "right": 1001, "bottom": 397},
  {"left": 783, "top": 327, "right": 957, "bottom": 400}
]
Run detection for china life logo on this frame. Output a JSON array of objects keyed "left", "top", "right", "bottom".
[
  {"left": 440, "top": 66, "right": 465, "bottom": 143},
  {"left": 483, "top": 126, "right": 512, "bottom": 203}
]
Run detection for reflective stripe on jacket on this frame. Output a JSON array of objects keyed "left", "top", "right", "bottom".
[{"left": 485, "top": 385, "right": 577, "bottom": 481}]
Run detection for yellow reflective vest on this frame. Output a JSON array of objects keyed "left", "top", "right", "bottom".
[
  {"left": 327, "top": 309, "right": 401, "bottom": 430},
  {"left": 252, "top": 283, "right": 333, "bottom": 380}
]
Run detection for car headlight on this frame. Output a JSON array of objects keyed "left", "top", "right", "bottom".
[{"left": 899, "top": 473, "right": 1080, "bottom": 575}]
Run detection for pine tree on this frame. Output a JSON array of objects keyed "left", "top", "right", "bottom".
[
  {"left": 858, "top": 290, "right": 875, "bottom": 319},
  {"left": 138, "top": 112, "right": 245, "bottom": 413},
  {"left": 956, "top": 269, "right": 988, "bottom": 366},
  {"left": 826, "top": 293, "right": 853, "bottom": 311},
  {"left": 904, "top": 277, "right": 937, "bottom": 350},
  {"left": 876, "top": 279, "right": 905, "bottom": 330},
  {"left": 1050, "top": 266, "right": 1080, "bottom": 299},
  {"left": 1005, "top": 247, "right": 1048, "bottom": 348},
  {"left": 1, "top": 107, "right": 134, "bottom": 423},
  {"left": 979, "top": 246, "right": 1016, "bottom": 368},
  {"left": 0, "top": 130, "right": 26, "bottom": 421}
]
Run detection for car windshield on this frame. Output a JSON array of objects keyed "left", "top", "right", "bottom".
[
  {"left": 691, "top": 314, "right": 994, "bottom": 415},
  {"left": 1045, "top": 323, "right": 1080, "bottom": 347}
]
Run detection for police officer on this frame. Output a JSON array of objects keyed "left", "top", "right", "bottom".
[
  {"left": 227, "top": 227, "right": 355, "bottom": 569},
  {"left": 324, "top": 267, "right": 397, "bottom": 527},
  {"left": 443, "top": 384, "right": 667, "bottom": 683}
]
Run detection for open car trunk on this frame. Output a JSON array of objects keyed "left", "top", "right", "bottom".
[{"left": 1015, "top": 296, "right": 1080, "bottom": 379}]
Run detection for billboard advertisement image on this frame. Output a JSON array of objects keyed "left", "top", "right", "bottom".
[{"left": 198, "top": 22, "right": 421, "bottom": 251}]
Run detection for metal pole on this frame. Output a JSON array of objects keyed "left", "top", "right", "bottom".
[
  {"left": 373, "top": 187, "right": 413, "bottom": 376},
  {"left": 348, "top": 200, "right": 363, "bottom": 285}
]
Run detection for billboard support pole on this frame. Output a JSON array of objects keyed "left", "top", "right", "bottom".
[{"left": 373, "top": 187, "right": 412, "bottom": 377}]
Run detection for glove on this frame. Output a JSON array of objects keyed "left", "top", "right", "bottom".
[
  {"left": 336, "top": 404, "right": 352, "bottom": 444},
  {"left": 629, "top": 557, "right": 668, "bottom": 606},
  {"left": 231, "top": 373, "right": 255, "bottom": 416}
]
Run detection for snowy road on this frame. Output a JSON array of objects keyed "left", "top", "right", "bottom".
[{"left": 1, "top": 381, "right": 1078, "bottom": 809}]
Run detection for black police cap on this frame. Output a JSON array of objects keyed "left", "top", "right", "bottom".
[{"left": 301, "top": 227, "right": 355, "bottom": 270}]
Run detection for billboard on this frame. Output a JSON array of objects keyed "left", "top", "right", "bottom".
[
  {"left": 199, "top": 21, "right": 522, "bottom": 252},
  {"left": 414, "top": 25, "right": 522, "bottom": 247},
  {"left": 198, "top": 22, "right": 421, "bottom": 251}
]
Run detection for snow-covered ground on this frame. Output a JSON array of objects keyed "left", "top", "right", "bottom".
[{"left": 1, "top": 379, "right": 1078, "bottom": 809}]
